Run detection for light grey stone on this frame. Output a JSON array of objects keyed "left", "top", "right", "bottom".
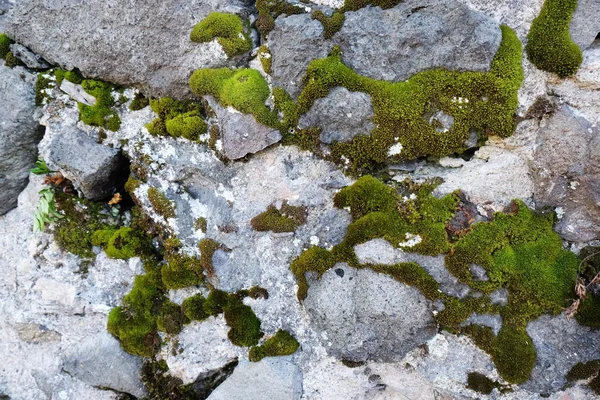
[
  {"left": 269, "top": 13, "right": 332, "bottom": 99},
  {"left": 207, "top": 97, "right": 282, "bottom": 160},
  {"left": 354, "top": 238, "right": 397, "bottom": 265},
  {"left": 524, "top": 314, "right": 600, "bottom": 394},
  {"left": 14, "top": 323, "right": 61, "bottom": 343},
  {"left": 304, "top": 263, "right": 436, "bottom": 362},
  {"left": 489, "top": 288, "right": 508, "bottom": 306},
  {"left": 461, "top": 314, "right": 502, "bottom": 335},
  {"left": 60, "top": 80, "right": 96, "bottom": 106},
  {"left": 62, "top": 331, "right": 146, "bottom": 398},
  {"left": 428, "top": 110, "right": 455, "bottom": 133},
  {"left": 570, "top": 0, "right": 600, "bottom": 50},
  {"left": 207, "top": 359, "right": 302, "bottom": 400},
  {"left": 39, "top": 129, "right": 127, "bottom": 200},
  {"left": 334, "top": 0, "right": 502, "bottom": 83},
  {"left": 5, "top": 0, "right": 251, "bottom": 99},
  {"left": 0, "top": 65, "right": 42, "bottom": 215},
  {"left": 298, "top": 87, "right": 374, "bottom": 144},
  {"left": 9, "top": 43, "right": 50, "bottom": 69},
  {"left": 469, "top": 264, "right": 489, "bottom": 281}
]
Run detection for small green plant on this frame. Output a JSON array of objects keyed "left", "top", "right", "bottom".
[
  {"left": 30, "top": 159, "right": 52, "bottom": 175},
  {"left": 190, "top": 12, "right": 252, "bottom": 58},
  {"left": 33, "top": 188, "right": 63, "bottom": 232}
]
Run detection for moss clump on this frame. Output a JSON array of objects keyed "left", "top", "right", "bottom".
[
  {"left": 0, "top": 33, "right": 11, "bottom": 60},
  {"left": 566, "top": 360, "right": 600, "bottom": 381},
  {"left": 129, "top": 92, "right": 150, "bottom": 111},
  {"left": 107, "top": 273, "right": 165, "bottom": 357},
  {"left": 466, "top": 372, "right": 499, "bottom": 394},
  {"left": 94, "top": 226, "right": 152, "bottom": 259},
  {"left": 124, "top": 176, "right": 141, "bottom": 197},
  {"left": 4, "top": 51, "right": 18, "bottom": 68},
  {"left": 147, "top": 187, "right": 176, "bottom": 219},
  {"left": 198, "top": 238, "right": 222, "bottom": 277},
  {"left": 280, "top": 26, "right": 523, "bottom": 174},
  {"left": 340, "top": 0, "right": 403, "bottom": 12},
  {"left": 311, "top": 10, "right": 345, "bottom": 39},
  {"left": 64, "top": 69, "right": 84, "bottom": 84},
  {"left": 248, "top": 286, "right": 269, "bottom": 299},
  {"left": 249, "top": 329, "right": 300, "bottom": 361},
  {"left": 255, "top": 0, "right": 304, "bottom": 38},
  {"left": 526, "top": 0, "right": 582, "bottom": 77},
  {"left": 575, "top": 294, "right": 600, "bottom": 328},
  {"left": 190, "top": 12, "right": 252, "bottom": 58},
  {"left": 250, "top": 201, "right": 307, "bottom": 233},
  {"left": 161, "top": 254, "right": 204, "bottom": 289},
  {"left": 333, "top": 175, "right": 397, "bottom": 219},
  {"left": 157, "top": 300, "right": 189, "bottom": 335},
  {"left": 258, "top": 45, "right": 272, "bottom": 74},
  {"left": 181, "top": 294, "right": 208, "bottom": 321},
  {"left": 223, "top": 295, "right": 263, "bottom": 347},
  {"left": 78, "top": 79, "right": 121, "bottom": 131},
  {"left": 189, "top": 67, "right": 279, "bottom": 128},
  {"left": 291, "top": 246, "right": 338, "bottom": 300},
  {"left": 203, "top": 289, "right": 230, "bottom": 316},
  {"left": 194, "top": 217, "right": 208, "bottom": 232},
  {"left": 146, "top": 97, "right": 207, "bottom": 142}
]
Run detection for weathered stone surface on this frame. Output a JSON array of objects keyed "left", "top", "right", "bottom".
[
  {"left": 5, "top": 0, "right": 250, "bottom": 99},
  {"left": 14, "top": 323, "right": 61, "bottom": 343},
  {"left": 60, "top": 80, "right": 96, "bottom": 106},
  {"left": 0, "top": 65, "right": 42, "bottom": 216},
  {"left": 207, "top": 97, "right": 282, "bottom": 160},
  {"left": 269, "top": 13, "right": 332, "bottom": 99},
  {"left": 9, "top": 43, "right": 50, "bottom": 69},
  {"left": 524, "top": 314, "right": 600, "bottom": 394},
  {"left": 570, "top": 0, "right": 600, "bottom": 50},
  {"left": 304, "top": 263, "right": 436, "bottom": 362},
  {"left": 62, "top": 331, "right": 146, "bottom": 398},
  {"left": 39, "top": 128, "right": 127, "bottom": 201},
  {"left": 335, "top": 0, "right": 502, "bottom": 83},
  {"left": 530, "top": 105, "right": 600, "bottom": 242},
  {"left": 207, "top": 359, "right": 302, "bottom": 400},
  {"left": 298, "top": 87, "right": 374, "bottom": 144},
  {"left": 354, "top": 238, "right": 396, "bottom": 265}
]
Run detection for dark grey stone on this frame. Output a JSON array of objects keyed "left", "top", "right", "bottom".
[{"left": 9, "top": 43, "right": 50, "bottom": 69}]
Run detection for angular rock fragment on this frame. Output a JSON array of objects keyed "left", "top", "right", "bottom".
[
  {"left": 60, "top": 80, "right": 97, "bottom": 106},
  {"left": 9, "top": 43, "right": 50, "bottom": 69}
]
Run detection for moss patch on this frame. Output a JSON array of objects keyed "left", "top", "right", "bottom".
[
  {"left": 526, "top": 0, "right": 582, "bottom": 77},
  {"left": 93, "top": 226, "right": 152, "bottom": 259},
  {"left": 157, "top": 300, "right": 189, "bottom": 335},
  {"left": 146, "top": 97, "right": 207, "bottom": 142},
  {"left": 181, "top": 294, "right": 208, "bottom": 321},
  {"left": 194, "top": 217, "right": 208, "bottom": 232},
  {"left": 311, "top": 10, "right": 345, "bottom": 39},
  {"left": 466, "top": 372, "right": 499, "bottom": 394},
  {"left": 250, "top": 201, "right": 307, "bottom": 233},
  {"left": 249, "top": 329, "right": 300, "bottom": 361},
  {"left": 198, "top": 238, "right": 223, "bottom": 277},
  {"left": 130, "top": 92, "right": 150, "bottom": 111},
  {"left": 147, "top": 187, "right": 176, "bottom": 219},
  {"left": 77, "top": 79, "right": 121, "bottom": 131},
  {"left": 35, "top": 73, "right": 53, "bottom": 106},
  {"left": 258, "top": 45, "right": 272, "bottom": 74},
  {"left": 161, "top": 254, "right": 204, "bottom": 289},
  {"left": 0, "top": 33, "right": 11, "bottom": 60},
  {"left": 255, "top": 0, "right": 304, "bottom": 38},
  {"left": 190, "top": 12, "right": 252, "bottom": 58}
]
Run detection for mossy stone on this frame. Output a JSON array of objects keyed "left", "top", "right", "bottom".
[
  {"left": 249, "top": 330, "right": 300, "bottom": 362},
  {"left": 250, "top": 202, "right": 307, "bottom": 233},
  {"left": 147, "top": 187, "right": 176, "bottom": 219},
  {"left": 190, "top": 12, "right": 252, "bottom": 58}
]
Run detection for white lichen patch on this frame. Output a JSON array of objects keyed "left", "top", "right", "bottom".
[
  {"left": 398, "top": 233, "right": 422, "bottom": 248},
  {"left": 388, "top": 142, "right": 403, "bottom": 156}
]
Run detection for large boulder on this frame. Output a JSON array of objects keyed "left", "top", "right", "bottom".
[
  {"left": 0, "top": 65, "right": 42, "bottom": 216},
  {"left": 304, "top": 263, "right": 437, "bottom": 362},
  {"left": 5, "top": 0, "right": 251, "bottom": 99},
  {"left": 334, "top": 0, "right": 502, "bottom": 83},
  {"left": 570, "top": 0, "right": 600, "bottom": 50}
]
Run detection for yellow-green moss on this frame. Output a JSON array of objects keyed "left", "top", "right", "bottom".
[
  {"left": 161, "top": 254, "right": 204, "bottom": 289},
  {"left": 340, "top": 0, "right": 403, "bottom": 12},
  {"left": 124, "top": 175, "right": 141, "bottom": 197},
  {"left": 311, "top": 10, "right": 345, "bottom": 39},
  {"left": 203, "top": 289, "right": 230, "bottom": 316},
  {"left": 258, "top": 45, "right": 272, "bottom": 74},
  {"left": 78, "top": 79, "right": 121, "bottom": 131},
  {"left": 249, "top": 329, "right": 300, "bottom": 361},
  {"left": 181, "top": 294, "right": 208, "bottom": 321},
  {"left": 146, "top": 97, "right": 207, "bottom": 142},
  {"left": 0, "top": 33, "right": 11, "bottom": 60},
  {"left": 156, "top": 300, "right": 189, "bottom": 335},
  {"left": 278, "top": 26, "right": 523, "bottom": 173},
  {"left": 4, "top": 51, "right": 18, "bottom": 68},
  {"left": 190, "top": 12, "right": 252, "bottom": 58},
  {"left": 250, "top": 202, "right": 307, "bottom": 233},
  {"left": 526, "top": 0, "right": 582, "bottom": 77},
  {"left": 194, "top": 217, "right": 208, "bottom": 232},
  {"left": 255, "top": 0, "right": 304, "bottom": 38},
  {"left": 198, "top": 238, "right": 222, "bottom": 277},
  {"left": 129, "top": 92, "right": 150, "bottom": 111},
  {"left": 94, "top": 226, "right": 152, "bottom": 259},
  {"left": 147, "top": 187, "right": 176, "bottom": 219}
]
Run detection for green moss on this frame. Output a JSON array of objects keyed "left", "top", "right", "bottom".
[
  {"left": 78, "top": 79, "right": 122, "bottom": 131},
  {"left": 333, "top": 175, "right": 397, "bottom": 219},
  {"left": 0, "top": 33, "right": 11, "bottom": 60},
  {"left": 526, "top": 0, "right": 582, "bottom": 77},
  {"left": 249, "top": 329, "right": 300, "bottom": 361},
  {"left": 575, "top": 294, "right": 600, "bottom": 327},
  {"left": 4, "top": 51, "right": 18, "bottom": 68},
  {"left": 64, "top": 69, "right": 84, "bottom": 84},
  {"left": 494, "top": 325, "right": 537, "bottom": 383},
  {"left": 291, "top": 246, "right": 338, "bottom": 300},
  {"left": 189, "top": 68, "right": 279, "bottom": 128},
  {"left": 102, "top": 226, "right": 152, "bottom": 259},
  {"left": 566, "top": 360, "right": 600, "bottom": 381},
  {"left": 129, "top": 92, "right": 150, "bottom": 111},
  {"left": 311, "top": 10, "right": 345, "bottom": 39},
  {"left": 157, "top": 300, "right": 189, "bottom": 335},
  {"left": 203, "top": 289, "right": 230, "bottom": 316},
  {"left": 147, "top": 187, "right": 176, "bottom": 219},
  {"left": 255, "top": 0, "right": 304, "bottom": 38},
  {"left": 107, "top": 273, "right": 165, "bottom": 357},
  {"left": 369, "top": 262, "right": 440, "bottom": 301},
  {"left": 258, "top": 45, "right": 272, "bottom": 74},
  {"left": 250, "top": 202, "right": 307, "bottom": 233},
  {"left": 194, "top": 217, "right": 208, "bottom": 232},
  {"left": 248, "top": 286, "right": 269, "bottom": 299},
  {"left": 124, "top": 176, "right": 141, "bottom": 197},
  {"left": 466, "top": 372, "right": 498, "bottom": 394},
  {"left": 146, "top": 97, "right": 207, "bottom": 142},
  {"left": 223, "top": 295, "right": 262, "bottom": 347},
  {"left": 165, "top": 111, "right": 208, "bottom": 141},
  {"left": 190, "top": 12, "right": 252, "bottom": 58},
  {"left": 161, "top": 254, "right": 204, "bottom": 289},
  {"left": 198, "top": 238, "right": 222, "bottom": 277},
  {"left": 181, "top": 294, "right": 208, "bottom": 321},
  {"left": 35, "top": 73, "right": 53, "bottom": 106},
  {"left": 281, "top": 26, "right": 523, "bottom": 174},
  {"left": 340, "top": 0, "right": 403, "bottom": 12}
]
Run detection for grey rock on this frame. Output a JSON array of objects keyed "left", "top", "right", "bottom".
[
  {"left": 489, "top": 288, "right": 508, "bottom": 306},
  {"left": 334, "top": 0, "right": 502, "bottom": 83},
  {"left": 207, "top": 359, "right": 302, "bottom": 400},
  {"left": 427, "top": 110, "right": 455, "bottom": 133},
  {"left": 298, "top": 87, "right": 374, "bottom": 144},
  {"left": 354, "top": 238, "right": 397, "bottom": 265},
  {"left": 461, "top": 313, "right": 502, "bottom": 335},
  {"left": 469, "top": 264, "right": 489, "bottom": 281},
  {"left": 269, "top": 13, "right": 332, "bottom": 99},
  {"left": 570, "top": 0, "right": 600, "bottom": 50},
  {"left": 14, "top": 323, "right": 61, "bottom": 343},
  {"left": 207, "top": 97, "right": 282, "bottom": 160},
  {"left": 304, "top": 263, "right": 436, "bottom": 362},
  {"left": 60, "top": 80, "right": 96, "bottom": 106},
  {"left": 0, "top": 0, "right": 10, "bottom": 32},
  {"left": 62, "top": 331, "right": 146, "bottom": 398},
  {"left": 9, "top": 43, "right": 51, "bottom": 69},
  {"left": 6, "top": 0, "right": 251, "bottom": 99},
  {"left": 0, "top": 65, "right": 42, "bottom": 215},
  {"left": 531, "top": 105, "right": 600, "bottom": 242},
  {"left": 40, "top": 129, "right": 127, "bottom": 200},
  {"left": 524, "top": 314, "right": 600, "bottom": 394}
]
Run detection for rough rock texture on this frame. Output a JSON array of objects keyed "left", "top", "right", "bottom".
[
  {"left": 206, "top": 97, "right": 282, "bottom": 160},
  {"left": 207, "top": 359, "right": 302, "bottom": 400},
  {"left": 9, "top": 43, "right": 50, "bottom": 69},
  {"left": 335, "top": 0, "right": 502, "bottom": 83},
  {"left": 269, "top": 13, "right": 332, "bottom": 99},
  {"left": 304, "top": 263, "right": 437, "bottom": 362},
  {"left": 570, "top": 0, "right": 600, "bottom": 50},
  {"left": 530, "top": 105, "right": 600, "bottom": 242},
  {"left": 298, "top": 87, "right": 374, "bottom": 144},
  {"left": 60, "top": 80, "right": 96, "bottom": 106},
  {"left": 0, "top": 65, "right": 42, "bottom": 216},
  {"left": 5, "top": 0, "right": 250, "bottom": 98}
]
